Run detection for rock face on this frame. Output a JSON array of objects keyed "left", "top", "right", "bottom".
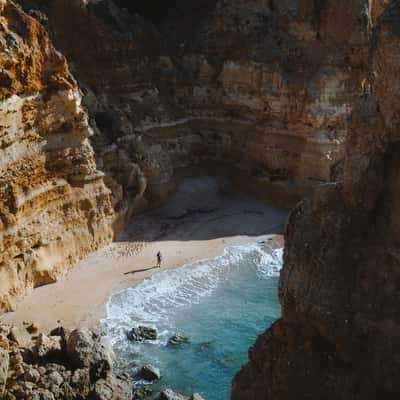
[
  {"left": 19, "top": 0, "right": 369, "bottom": 215},
  {"left": 0, "top": 324, "right": 132, "bottom": 400},
  {"left": 3, "top": 1, "right": 400, "bottom": 397},
  {"left": 232, "top": 1, "right": 400, "bottom": 399},
  {"left": 5, "top": 0, "right": 381, "bottom": 313},
  {"left": 0, "top": 1, "right": 114, "bottom": 312}
]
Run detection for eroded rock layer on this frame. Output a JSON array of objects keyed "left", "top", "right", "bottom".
[
  {"left": 0, "top": 1, "right": 114, "bottom": 312},
  {"left": 1, "top": 0, "right": 400, "bottom": 397},
  {"left": 19, "top": 0, "right": 371, "bottom": 213},
  {"left": 232, "top": 1, "right": 400, "bottom": 398}
]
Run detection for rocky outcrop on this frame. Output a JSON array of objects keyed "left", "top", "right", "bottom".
[
  {"left": 232, "top": 1, "right": 400, "bottom": 399},
  {"left": 0, "top": 324, "right": 132, "bottom": 399},
  {"left": 0, "top": 1, "right": 114, "bottom": 312},
  {"left": 18, "top": 0, "right": 371, "bottom": 213}
]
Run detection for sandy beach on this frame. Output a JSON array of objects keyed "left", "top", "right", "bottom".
[{"left": 1, "top": 177, "right": 288, "bottom": 332}]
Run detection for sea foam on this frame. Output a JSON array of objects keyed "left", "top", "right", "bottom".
[
  {"left": 102, "top": 242, "right": 283, "bottom": 399},
  {"left": 102, "top": 243, "right": 282, "bottom": 348}
]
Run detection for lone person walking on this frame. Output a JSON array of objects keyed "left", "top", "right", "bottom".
[{"left": 156, "top": 251, "right": 163, "bottom": 268}]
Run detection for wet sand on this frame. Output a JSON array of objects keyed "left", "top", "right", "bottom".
[{"left": 1, "top": 177, "right": 287, "bottom": 332}]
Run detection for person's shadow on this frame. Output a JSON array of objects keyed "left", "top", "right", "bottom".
[{"left": 124, "top": 266, "right": 159, "bottom": 275}]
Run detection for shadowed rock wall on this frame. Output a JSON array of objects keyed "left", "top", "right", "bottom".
[
  {"left": 20, "top": 0, "right": 370, "bottom": 214},
  {"left": 232, "top": 1, "right": 400, "bottom": 398}
]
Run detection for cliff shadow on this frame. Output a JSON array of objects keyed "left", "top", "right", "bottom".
[{"left": 117, "top": 175, "right": 290, "bottom": 243}]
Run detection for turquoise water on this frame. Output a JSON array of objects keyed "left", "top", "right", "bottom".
[{"left": 102, "top": 244, "right": 282, "bottom": 400}]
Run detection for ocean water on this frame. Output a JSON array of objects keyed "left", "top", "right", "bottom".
[{"left": 102, "top": 243, "right": 283, "bottom": 400}]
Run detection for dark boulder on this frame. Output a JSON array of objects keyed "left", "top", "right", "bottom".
[
  {"left": 138, "top": 364, "right": 161, "bottom": 381},
  {"left": 127, "top": 327, "right": 157, "bottom": 342},
  {"left": 168, "top": 335, "right": 189, "bottom": 346}
]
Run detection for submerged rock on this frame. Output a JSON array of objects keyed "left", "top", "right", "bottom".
[
  {"left": 198, "top": 342, "right": 212, "bottom": 351},
  {"left": 138, "top": 365, "right": 161, "bottom": 381},
  {"left": 127, "top": 327, "right": 157, "bottom": 342},
  {"left": 168, "top": 335, "right": 189, "bottom": 346}
]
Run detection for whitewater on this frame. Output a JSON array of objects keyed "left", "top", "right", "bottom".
[{"left": 102, "top": 243, "right": 283, "bottom": 399}]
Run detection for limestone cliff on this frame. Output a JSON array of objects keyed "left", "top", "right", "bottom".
[
  {"left": 0, "top": 1, "right": 114, "bottom": 313},
  {"left": 19, "top": 0, "right": 369, "bottom": 213},
  {"left": 232, "top": 1, "right": 400, "bottom": 398},
  {"left": 4, "top": 1, "right": 400, "bottom": 397}
]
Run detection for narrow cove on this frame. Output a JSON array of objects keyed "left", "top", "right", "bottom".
[{"left": 102, "top": 243, "right": 283, "bottom": 399}]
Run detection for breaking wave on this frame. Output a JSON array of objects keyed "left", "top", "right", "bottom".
[{"left": 102, "top": 242, "right": 283, "bottom": 399}]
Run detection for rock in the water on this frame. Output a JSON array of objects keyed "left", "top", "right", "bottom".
[
  {"left": 127, "top": 327, "right": 157, "bottom": 342},
  {"left": 158, "top": 389, "right": 187, "bottom": 400},
  {"left": 66, "top": 329, "right": 112, "bottom": 380},
  {"left": 138, "top": 365, "right": 161, "bottom": 381},
  {"left": 190, "top": 394, "right": 205, "bottom": 400},
  {"left": 168, "top": 335, "right": 189, "bottom": 346}
]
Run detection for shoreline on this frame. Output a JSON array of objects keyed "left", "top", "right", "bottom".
[{"left": 1, "top": 177, "right": 287, "bottom": 333}]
